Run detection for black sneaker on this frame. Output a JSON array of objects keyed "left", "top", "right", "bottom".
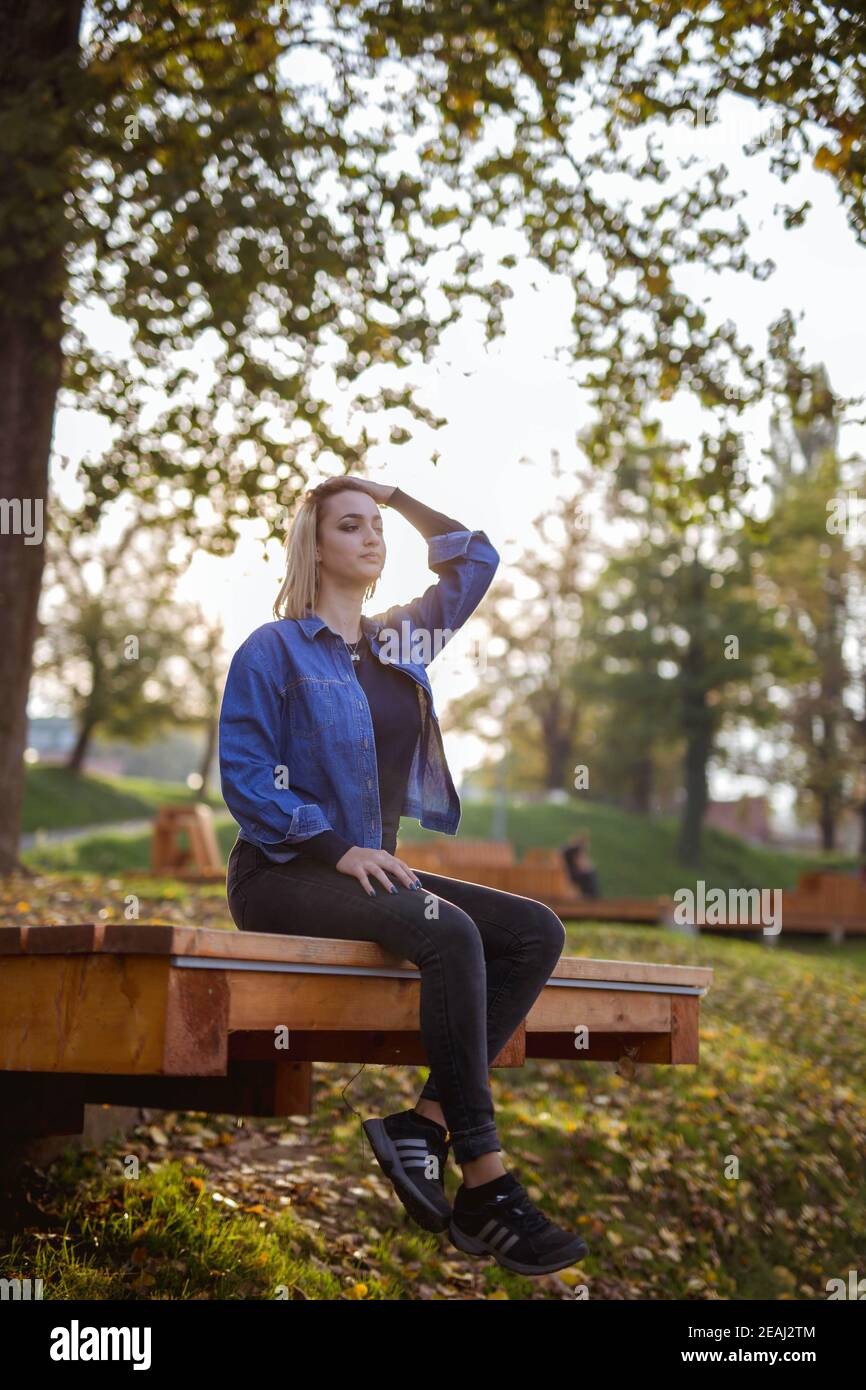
[
  {"left": 362, "top": 1109, "right": 452, "bottom": 1232},
  {"left": 448, "top": 1171, "right": 589, "bottom": 1275}
]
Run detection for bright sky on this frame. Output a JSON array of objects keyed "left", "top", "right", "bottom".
[{"left": 43, "top": 79, "right": 866, "bottom": 818}]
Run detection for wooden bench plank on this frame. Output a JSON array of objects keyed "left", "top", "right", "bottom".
[
  {"left": 0, "top": 922, "right": 712, "bottom": 990},
  {"left": 0, "top": 955, "right": 229, "bottom": 1076}
]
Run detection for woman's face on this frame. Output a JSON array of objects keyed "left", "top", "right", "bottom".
[{"left": 316, "top": 489, "right": 386, "bottom": 591}]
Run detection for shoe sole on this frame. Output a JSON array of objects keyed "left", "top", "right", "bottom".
[
  {"left": 362, "top": 1118, "right": 451, "bottom": 1233},
  {"left": 448, "top": 1218, "right": 589, "bottom": 1275}
]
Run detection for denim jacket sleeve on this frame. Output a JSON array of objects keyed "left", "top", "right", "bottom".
[
  {"left": 218, "top": 642, "right": 334, "bottom": 849},
  {"left": 369, "top": 528, "right": 500, "bottom": 668}
]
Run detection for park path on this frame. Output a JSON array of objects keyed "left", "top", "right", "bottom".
[
  {"left": 21, "top": 813, "right": 233, "bottom": 849},
  {"left": 20, "top": 818, "right": 154, "bottom": 849}
]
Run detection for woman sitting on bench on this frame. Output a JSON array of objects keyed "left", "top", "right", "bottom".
[
  {"left": 218, "top": 475, "right": 588, "bottom": 1277},
  {"left": 562, "top": 835, "right": 601, "bottom": 899}
]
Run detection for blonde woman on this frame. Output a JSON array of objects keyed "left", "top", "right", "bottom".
[{"left": 218, "top": 477, "right": 588, "bottom": 1275}]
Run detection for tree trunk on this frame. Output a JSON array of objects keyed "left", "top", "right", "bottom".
[
  {"left": 538, "top": 693, "right": 574, "bottom": 791},
  {"left": 0, "top": 1, "right": 84, "bottom": 875},
  {"left": 818, "top": 795, "right": 836, "bottom": 852},
  {"left": 678, "top": 716, "right": 711, "bottom": 867},
  {"left": 545, "top": 731, "right": 573, "bottom": 791},
  {"left": 65, "top": 720, "right": 95, "bottom": 775},
  {"left": 629, "top": 755, "right": 654, "bottom": 815},
  {"left": 812, "top": 556, "right": 846, "bottom": 854},
  {"left": 676, "top": 563, "right": 712, "bottom": 868}
]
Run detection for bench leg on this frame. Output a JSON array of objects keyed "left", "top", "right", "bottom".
[{"left": 669, "top": 995, "right": 699, "bottom": 1064}]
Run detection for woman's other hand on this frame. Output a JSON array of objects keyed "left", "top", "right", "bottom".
[{"left": 335, "top": 845, "right": 423, "bottom": 896}]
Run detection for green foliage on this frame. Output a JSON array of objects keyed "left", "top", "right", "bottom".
[{"left": 7, "top": 0, "right": 865, "bottom": 547}]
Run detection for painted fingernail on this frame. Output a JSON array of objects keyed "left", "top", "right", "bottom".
[
  {"left": 368, "top": 888, "right": 377, "bottom": 897},
  {"left": 389, "top": 884, "right": 398, "bottom": 894}
]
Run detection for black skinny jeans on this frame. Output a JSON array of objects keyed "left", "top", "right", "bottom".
[{"left": 225, "top": 836, "right": 567, "bottom": 1163}]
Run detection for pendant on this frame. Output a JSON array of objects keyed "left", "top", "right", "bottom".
[{"left": 351, "top": 652, "right": 360, "bottom": 662}]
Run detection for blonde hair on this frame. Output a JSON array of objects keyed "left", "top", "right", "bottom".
[{"left": 273, "top": 477, "right": 381, "bottom": 621}]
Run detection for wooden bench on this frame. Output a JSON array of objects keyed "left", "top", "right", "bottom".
[
  {"left": 149, "top": 803, "right": 225, "bottom": 882},
  {"left": 779, "top": 870, "right": 866, "bottom": 936},
  {"left": 656, "top": 871, "right": 866, "bottom": 940},
  {"left": 422, "top": 839, "right": 516, "bottom": 867},
  {"left": 397, "top": 842, "right": 665, "bottom": 921},
  {"left": 521, "top": 848, "right": 566, "bottom": 867},
  {"left": 0, "top": 924, "right": 712, "bottom": 1138}
]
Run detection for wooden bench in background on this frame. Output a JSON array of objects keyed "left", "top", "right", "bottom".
[
  {"left": 397, "top": 840, "right": 666, "bottom": 922},
  {"left": 150, "top": 804, "right": 225, "bottom": 882},
  {"left": 143, "top": 816, "right": 667, "bottom": 921},
  {"left": 0, "top": 923, "right": 712, "bottom": 1139},
  {"left": 780, "top": 870, "right": 866, "bottom": 936},
  {"left": 656, "top": 870, "right": 866, "bottom": 940},
  {"left": 143, "top": 820, "right": 864, "bottom": 936}
]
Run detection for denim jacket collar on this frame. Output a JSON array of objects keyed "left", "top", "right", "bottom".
[{"left": 295, "top": 612, "right": 383, "bottom": 644}]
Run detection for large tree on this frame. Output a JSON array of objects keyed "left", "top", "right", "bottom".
[
  {"left": 575, "top": 383, "right": 803, "bottom": 866},
  {"left": 33, "top": 501, "right": 213, "bottom": 774},
  {"left": 756, "top": 319, "right": 866, "bottom": 850},
  {"left": 2, "top": 0, "right": 865, "bottom": 872}
]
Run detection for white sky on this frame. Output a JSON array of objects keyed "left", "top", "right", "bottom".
[{"left": 40, "top": 83, "right": 866, "bottom": 820}]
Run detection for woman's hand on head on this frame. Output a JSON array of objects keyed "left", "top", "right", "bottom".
[
  {"left": 339, "top": 477, "right": 396, "bottom": 505},
  {"left": 334, "top": 845, "right": 423, "bottom": 896}
]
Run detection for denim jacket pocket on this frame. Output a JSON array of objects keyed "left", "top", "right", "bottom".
[{"left": 286, "top": 678, "right": 337, "bottom": 742}]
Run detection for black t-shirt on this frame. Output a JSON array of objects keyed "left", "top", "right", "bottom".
[{"left": 296, "top": 487, "right": 466, "bottom": 868}]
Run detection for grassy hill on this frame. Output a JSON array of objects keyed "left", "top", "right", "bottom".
[
  {"left": 19, "top": 769, "right": 856, "bottom": 896},
  {"left": 22, "top": 766, "right": 224, "bottom": 832},
  {"left": 398, "top": 799, "right": 857, "bottom": 895}
]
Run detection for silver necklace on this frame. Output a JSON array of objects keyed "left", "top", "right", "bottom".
[{"left": 344, "top": 633, "right": 365, "bottom": 664}]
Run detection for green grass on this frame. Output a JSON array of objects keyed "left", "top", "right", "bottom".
[
  {"left": 2, "top": 921, "right": 863, "bottom": 1300},
  {"left": 21, "top": 818, "right": 240, "bottom": 876},
  {"left": 19, "top": 777, "right": 855, "bottom": 896},
  {"left": 23, "top": 766, "right": 224, "bottom": 834}
]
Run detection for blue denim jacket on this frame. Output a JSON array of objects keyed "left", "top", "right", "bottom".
[{"left": 218, "top": 526, "right": 500, "bottom": 862}]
